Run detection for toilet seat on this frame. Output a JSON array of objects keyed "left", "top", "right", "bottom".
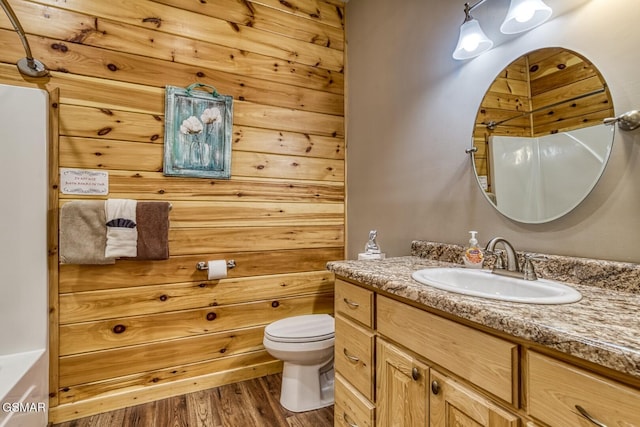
[{"left": 264, "top": 314, "right": 334, "bottom": 343}]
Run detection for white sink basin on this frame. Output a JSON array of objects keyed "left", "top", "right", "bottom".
[{"left": 411, "top": 267, "right": 582, "bottom": 304}]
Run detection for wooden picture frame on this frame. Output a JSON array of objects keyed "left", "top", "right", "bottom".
[{"left": 163, "top": 83, "right": 233, "bottom": 179}]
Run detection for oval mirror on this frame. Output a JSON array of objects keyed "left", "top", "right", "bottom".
[{"left": 471, "top": 47, "right": 615, "bottom": 224}]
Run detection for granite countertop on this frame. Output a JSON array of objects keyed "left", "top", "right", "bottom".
[{"left": 327, "top": 254, "right": 640, "bottom": 380}]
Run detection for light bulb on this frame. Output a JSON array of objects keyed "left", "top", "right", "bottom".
[
  {"left": 514, "top": 4, "right": 535, "bottom": 22},
  {"left": 462, "top": 34, "right": 481, "bottom": 52},
  {"left": 453, "top": 18, "right": 493, "bottom": 60},
  {"left": 500, "top": 0, "right": 552, "bottom": 34}
]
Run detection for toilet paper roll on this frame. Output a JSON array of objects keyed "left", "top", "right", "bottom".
[{"left": 207, "top": 260, "right": 227, "bottom": 280}]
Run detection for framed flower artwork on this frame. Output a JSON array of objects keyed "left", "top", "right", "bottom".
[{"left": 163, "top": 83, "right": 233, "bottom": 178}]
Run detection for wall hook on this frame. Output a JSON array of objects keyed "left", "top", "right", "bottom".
[{"left": 603, "top": 110, "right": 640, "bottom": 131}]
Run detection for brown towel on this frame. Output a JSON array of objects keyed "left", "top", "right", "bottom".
[
  {"left": 134, "top": 202, "right": 170, "bottom": 260},
  {"left": 59, "top": 201, "right": 115, "bottom": 265}
]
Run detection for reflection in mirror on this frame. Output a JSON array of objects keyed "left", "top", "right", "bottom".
[{"left": 472, "top": 47, "right": 615, "bottom": 223}]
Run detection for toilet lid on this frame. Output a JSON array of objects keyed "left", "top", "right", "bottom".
[{"left": 265, "top": 314, "right": 334, "bottom": 343}]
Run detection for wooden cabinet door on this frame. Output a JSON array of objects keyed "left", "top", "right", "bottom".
[
  {"left": 429, "top": 370, "right": 519, "bottom": 427},
  {"left": 376, "top": 339, "right": 429, "bottom": 427}
]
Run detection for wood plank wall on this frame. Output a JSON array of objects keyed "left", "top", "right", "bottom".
[
  {"left": 473, "top": 48, "right": 614, "bottom": 190},
  {"left": 0, "top": 0, "right": 345, "bottom": 422}
]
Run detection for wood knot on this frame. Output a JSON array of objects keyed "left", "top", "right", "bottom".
[
  {"left": 142, "top": 17, "right": 162, "bottom": 28},
  {"left": 112, "top": 324, "right": 126, "bottom": 334},
  {"left": 51, "top": 43, "right": 68, "bottom": 52},
  {"left": 159, "top": 295, "right": 168, "bottom": 302},
  {"left": 271, "top": 301, "right": 280, "bottom": 308},
  {"left": 206, "top": 312, "right": 217, "bottom": 321}
]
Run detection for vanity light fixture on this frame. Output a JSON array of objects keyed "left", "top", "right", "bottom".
[
  {"left": 501, "top": 0, "right": 552, "bottom": 34},
  {"left": 452, "top": 2, "right": 493, "bottom": 60},
  {"left": 453, "top": 0, "right": 553, "bottom": 60}
]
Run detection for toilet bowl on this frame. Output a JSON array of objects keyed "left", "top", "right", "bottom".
[{"left": 263, "top": 314, "right": 335, "bottom": 412}]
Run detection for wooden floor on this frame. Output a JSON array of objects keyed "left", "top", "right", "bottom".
[{"left": 51, "top": 374, "right": 334, "bottom": 427}]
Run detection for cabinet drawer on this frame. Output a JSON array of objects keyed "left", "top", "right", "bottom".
[
  {"left": 334, "top": 373, "right": 375, "bottom": 427},
  {"left": 335, "top": 315, "right": 375, "bottom": 400},
  {"left": 377, "top": 295, "right": 517, "bottom": 404},
  {"left": 527, "top": 351, "right": 640, "bottom": 427},
  {"left": 335, "top": 279, "right": 373, "bottom": 328}
]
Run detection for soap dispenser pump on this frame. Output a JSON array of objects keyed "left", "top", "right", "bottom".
[{"left": 463, "top": 231, "right": 484, "bottom": 269}]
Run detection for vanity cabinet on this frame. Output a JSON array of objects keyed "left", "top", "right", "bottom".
[{"left": 333, "top": 276, "right": 640, "bottom": 427}]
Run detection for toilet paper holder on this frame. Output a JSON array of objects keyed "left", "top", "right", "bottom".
[{"left": 196, "top": 260, "right": 236, "bottom": 270}]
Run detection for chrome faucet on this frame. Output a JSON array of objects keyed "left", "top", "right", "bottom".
[
  {"left": 484, "top": 237, "right": 545, "bottom": 281},
  {"left": 485, "top": 237, "right": 520, "bottom": 273}
]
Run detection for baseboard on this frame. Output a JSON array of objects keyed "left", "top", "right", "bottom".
[{"left": 48, "top": 359, "right": 282, "bottom": 423}]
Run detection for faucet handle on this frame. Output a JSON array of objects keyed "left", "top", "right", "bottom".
[
  {"left": 522, "top": 254, "right": 547, "bottom": 281},
  {"left": 485, "top": 249, "right": 506, "bottom": 269}
]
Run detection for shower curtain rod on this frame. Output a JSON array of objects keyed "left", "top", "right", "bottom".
[
  {"left": 0, "top": 0, "right": 48, "bottom": 77},
  {"left": 486, "top": 87, "right": 607, "bottom": 130}
]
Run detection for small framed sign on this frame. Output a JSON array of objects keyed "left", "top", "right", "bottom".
[
  {"left": 60, "top": 168, "right": 109, "bottom": 195},
  {"left": 163, "top": 83, "right": 233, "bottom": 179}
]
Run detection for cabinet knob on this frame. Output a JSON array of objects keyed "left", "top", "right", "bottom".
[
  {"left": 575, "top": 405, "right": 607, "bottom": 427},
  {"left": 431, "top": 380, "right": 441, "bottom": 395},
  {"left": 411, "top": 367, "right": 420, "bottom": 381}
]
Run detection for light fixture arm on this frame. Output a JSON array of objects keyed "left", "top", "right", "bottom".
[
  {"left": 461, "top": 0, "right": 488, "bottom": 22},
  {"left": 466, "top": 0, "right": 489, "bottom": 14}
]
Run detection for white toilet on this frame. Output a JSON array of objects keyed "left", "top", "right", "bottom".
[{"left": 263, "top": 314, "right": 335, "bottom": 412}]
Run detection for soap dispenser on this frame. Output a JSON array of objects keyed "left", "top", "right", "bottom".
[
  {"left": 358, "top": 230, "right": 386, "bottom": 260},
  {"left": 463, "top": 231, "right": 484, "bottom": 269}
]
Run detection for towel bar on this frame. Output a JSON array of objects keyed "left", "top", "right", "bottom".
[{"left": 196, "top": 260, "right": 236, "bottom": 270}]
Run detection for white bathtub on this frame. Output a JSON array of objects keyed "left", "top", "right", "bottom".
[
  {"left": 0, "top": 84, "right": 50, "bottom": 427},
  {"left": 0, "top": 350, "right": 48, "bottom": 427}
]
